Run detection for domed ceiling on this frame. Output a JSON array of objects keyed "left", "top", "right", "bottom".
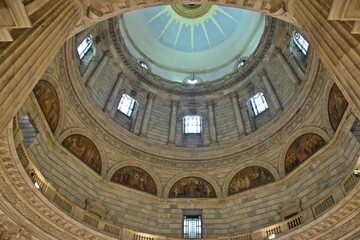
[{"left": 119, "top": 4, "right": 266, "bottom": 83}]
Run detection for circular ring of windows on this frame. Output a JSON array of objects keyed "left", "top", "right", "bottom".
[
  {"left": 136, "top": 58, "right": 150, "bottom": 71},
  {"left": 183, "top": 75, "right": 202, "bottom": 85}
]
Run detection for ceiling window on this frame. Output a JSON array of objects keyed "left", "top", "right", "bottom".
[
  {"left": 293, "top": 32, "right": 309, "bottom": 55},
  {"left": 183, "top": 215, "right": 202, "bottom": 239},
  {"left": 184, "top": 75, "right": 201, "bottom": 85},
  {"left": 118, "top": 94, "right": 136, "bottom": 117},
  {"left": 137, "top": 60, "right": 149, "bottom": 70},
  {"left": 237, "top": 59, "right": 247, "bottom": 68},
  {"left": 183, "top": 115, "right": 202, "bottom": 134},
  {"left": 250, "top": 92, "right": 268, "bottom": 116},
  {"left": 77, "top": 35, "right": 93, "bottom": 59}
]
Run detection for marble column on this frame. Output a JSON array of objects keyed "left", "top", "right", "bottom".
[
  {"left": 85, "top": 53, "right": 108, "bottom": 89},
  {"left": 230, "top": 93, "right": 246, "bottom": 137},
  {"left": 168, "top": 101, "right": 178, "bottom": 145},
  {"left": 0, "top": 0, "right": 83, "bottom": 134},
  {"left": 261, "top": 71, "right": 282, "bottom": 112},
  {"left": 140, "top": 93, "right": 156, "bottom": 137},
  {"left": 276, "top": 48, "right": 301, "bottom": 85},
  {"left": 290, "top": 0, "right": 360, "bottom": 119},
  {"left": 207, "top": 101, "right": 217, "bottom": 145},
  {"left": 104, "top": 73, "right": 125, "bottom": 118}
]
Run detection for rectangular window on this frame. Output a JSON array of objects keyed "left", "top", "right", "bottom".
[
  {"left": 183, "top": 215, "right": 202, "bottom": 238},
  {"left": 77, "top": 36, "right": 93, "bottom": 59},
  {"left": 118, "top": 94, "right": 136, "bottom": 117},
  {"left": 250, "top": 92, "right": 268, "bottom": 116},
  {"left": 183, "top": 116, "right": 202, "bottom": 134},
  {"left": 294, "top": 32, "right": 309, "bottom": 55}
]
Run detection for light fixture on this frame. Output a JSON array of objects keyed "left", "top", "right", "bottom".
[
  {"left": 268, "top": 234, "right": 276, "bottom": 239},
  {"left": 34, "top": 182, "right": 40, "bottom": 189}
]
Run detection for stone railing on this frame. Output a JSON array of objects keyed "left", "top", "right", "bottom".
[
  {"left": 15, "top": 141, "right": 360, "bottom": 240},
  {"left": 13, "top": 115, "right": 360, "bottom": 240}
]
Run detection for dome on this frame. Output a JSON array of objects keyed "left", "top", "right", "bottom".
[
  {"left": 119, "top": 4, "right": 266, "bottom": 82},
  {"left": 1, "top": 1, "right": 360, "bottom": 240}
]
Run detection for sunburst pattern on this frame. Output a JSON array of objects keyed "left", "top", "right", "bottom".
[
  {"left": 120, "top": 5, "right": 265, "bottom": 82},
  {"left": 142, "top": 5, "right": 241, "bottom": 52}
]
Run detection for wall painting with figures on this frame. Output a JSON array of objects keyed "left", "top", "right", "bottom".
[
  {"left": 62, "top": 134, "right": 102, "bottom": 174},
  {"left": 169, "top": 177, "right": 216, "bottom": 198},
  {"left": 111, "top": 166, "right": 157, "bottom": 195},
  {"left": 328, "top": 84, "right": 348, "bottom": 131},
  {"left": 285, "top": 133, "right": 326, "bottom": 174},
  {"left": 33, "top": 80, "right": 60, "bottom": 133},
  {"left": 228, "top": 166, "right": 275, "bottom": 196}
]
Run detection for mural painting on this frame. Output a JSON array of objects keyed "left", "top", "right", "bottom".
[
  {"left": 61, "top": 134, "right": 102, "bottom": 174},
  {"left": 228, "top": 166, "right": 275, "bottom": 196},
  {"left": 328, "top": 84, "right": 348, "bottom": 131},
  {"left": 33, "top": 80, "right": 60, "bottom": 133},
  {"left": 111, "top": 166, "right": 157, "bottom": 195},
  {"left": 169, "top": 177, "right": 216, "bottom": 198},
  {"left": 285, "top": 133, "right": 326, "bottom": 174}
]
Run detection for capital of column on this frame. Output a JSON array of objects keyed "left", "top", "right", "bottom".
[
  {"left": 118, "top": 72, "right": 126, "bottom": 80},
  {"left": 148, "top": 92, "right": 156, "bottom": 100},
  {"left": 228, "top": 92, "right": 238, "bottom": 99},
  {"left": 206, "top": 100, "right": 214, "bottom": 107},
  {"left": 258, "top": 69, "right": 267, "bottom": 78}
]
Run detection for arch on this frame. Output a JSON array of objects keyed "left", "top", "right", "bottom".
[
  {"left": 106, "top": 161, "right": 163, "bottom": 197},
  {"left": 32, "top": 79, "right": 61, "bottom": 135},
  {"left": 58, "top": 128, "right": 108, "bottom": 177},
  {"left": 278, "top": 127, "right": 330, "bottom": 178},
  {"left": 222, "top": 161, "right": 279, "bottom": 197},
  {"left": 73, "top": 1, "right": 296, "bottom": 36},
  {"left": 163, "top": 172, "right": 221, "bottom": 198}
]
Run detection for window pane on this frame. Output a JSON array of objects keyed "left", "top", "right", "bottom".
[
  {"left": 183, "top": 116, "right": 202, "bottom": 134},
  {"left": 77, "top": 36, "right": 93, "bottom": 59},
  {"left": 250, "top": 92, "right": 268, "bottom": 116},
  {"left": 184, "top": 216, "right": 202, "bottom": 238},
  {"left": 118, "top": 94, "right": 136, "bottom": 117},
  {"left": 293, "top": 32, "right": 309, "bottom": 55}
]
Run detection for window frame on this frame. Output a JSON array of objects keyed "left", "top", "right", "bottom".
[
  {"left": 117, "top": 94, "right": 137, "bottom": 118},
  {"left": 250, "top": 92, "right": 268, "bottom": 116},
  {"left": 183, "top": 215, "right": 202, "bottom": 239},
  {"left": 183, "top": 115, "right": 202, "bottom": 134},
  {"left": 77, "top": 35, "right": 94, "bottom": 59},
  {"left": 293, "top": 32, "right": 309, "bottom": 55}
]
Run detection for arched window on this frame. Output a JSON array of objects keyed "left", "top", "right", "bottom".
[
  {"left": 137, "top": 59, "right": 149, "bottom": 70},
  {"left": 184, "top": 75, "right": 201, "bottom": 85},
  {"left": 118, "top": 94, "right": 137, "bottom": 117},
  {"left": 250, "top": 92, "right": 268, "bottom": 116},
  {"left": 293, "top": 32, "right": 309, "bottom": 55},
  {"left": 183, "top": 115, "right": 202, "bottom": 134},
  {"left": 237, "top": 59, "right": 247, "bottom": 68},
  {"left": 77, "top": 35, "right": 94, "bottom": 59}
]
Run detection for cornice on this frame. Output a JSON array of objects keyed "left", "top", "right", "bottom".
[
  {"left": 0, "top": 124, "right": 359, "bottom": 240},
  {"left": 56, "top": 44, "right": 325, "bottom": 168}
]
